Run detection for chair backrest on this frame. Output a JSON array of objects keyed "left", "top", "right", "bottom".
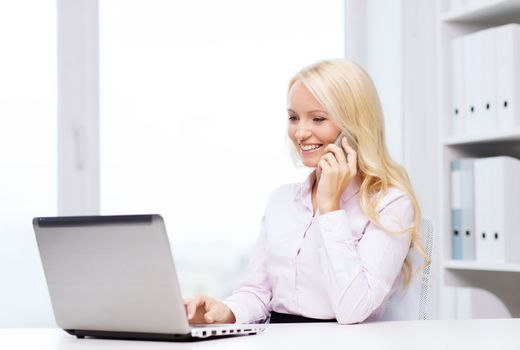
[
  {"left": 379, "top": 217, "right": 434, "bottom": 321},
  {"left": 418, "top": 217, "right": 434, "bottom": 320}
]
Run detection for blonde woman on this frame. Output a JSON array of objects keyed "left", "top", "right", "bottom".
[{"left": 184, "top": 59, "right": 429, "bottom": 325}]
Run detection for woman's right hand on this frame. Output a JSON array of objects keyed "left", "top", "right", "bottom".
[{"left": 183, "top": 294, "right": 236, "bottom": 324}]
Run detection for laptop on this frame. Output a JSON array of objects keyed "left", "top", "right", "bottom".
[{"left": 33, "top": 214, "right": 266, "bottom": 341}]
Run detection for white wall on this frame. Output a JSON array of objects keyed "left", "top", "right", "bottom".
[
  {"left": 401, "top": 0, "right": 439, "bottom": 319},
  {"left": 346, "top": 0, "right": 404, "bottom": 163},
  {"left": 365, "top": 0, "right": 404, "bottom": 164},
  {"left": 346, "top": 0, "right": 438, "bottom": 222},
  {"left": 346, "top": 0, "right": 440, "bottom": 318}
]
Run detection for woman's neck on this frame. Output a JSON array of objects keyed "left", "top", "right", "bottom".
[{"left": 312, "top": 168, "right": 320, "bottom": 196}]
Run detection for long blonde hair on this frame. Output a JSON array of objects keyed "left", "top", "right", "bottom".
[{"left": 287, "top": 59, "right": 430, "bottom": 285}]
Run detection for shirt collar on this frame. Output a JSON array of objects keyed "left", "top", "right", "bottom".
[{"left": 293, "top": 170, "right": 316, "bottom": 203}]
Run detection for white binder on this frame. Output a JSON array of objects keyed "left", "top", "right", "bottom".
[
  {"left": 474, "top": 156, "right": 520, "bottom": 262},
  {"left": 478, "top": 28, "right": 497, "bottom": 133},
  {"left": 451, "top": 160, "right": 463, "bottom": 259},
  {"left": 463, "top": 32, "right": 481, "bottom": 134},
  {"left": 460, "top": 158, "right": 475, "bottom": 260},
  {"left": 451, "top": 36, "right": 465, "bottom": 136},
  {"left": 495, "top": 24, "right": 520, "bottom": 130}
]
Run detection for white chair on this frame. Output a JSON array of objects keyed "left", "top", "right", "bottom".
[
  {"left": 380, "top": 217, "right": 434, "bottom": 321},
  {"left": 418, "top": 217, "right": 434, "bottom": 320}
]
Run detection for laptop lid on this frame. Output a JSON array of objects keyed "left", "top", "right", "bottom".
[{"left": 33, "top": 214, "right": 191, "bottom": 335}]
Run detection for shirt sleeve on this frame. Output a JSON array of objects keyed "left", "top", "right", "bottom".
[
  {"left": 222, "top": 216, "right": 271, "bottom": 324},
  {"left": 317, "top": 193, "right": 413, "bottom": 324}
]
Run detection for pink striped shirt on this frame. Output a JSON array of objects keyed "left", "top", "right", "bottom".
[{"left": 223, "top": 171, "right": 414, "bottom": 324}]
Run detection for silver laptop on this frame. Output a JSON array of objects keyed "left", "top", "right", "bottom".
[{"left": 33, "top": 214, "right": 266, "bottom": 341}]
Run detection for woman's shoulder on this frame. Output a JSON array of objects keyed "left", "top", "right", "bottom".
[
  {"left": 267, "top": 182, "right": 300, "bottom": 202},
  {"left": 375, "top": 186, "right": 412, "bottom": 213},
  {"left": 261, "top": 183, "right": 300, "bottom": 217}
]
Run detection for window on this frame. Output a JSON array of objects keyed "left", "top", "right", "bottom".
[
  {"left": 99, "top": 0, "right": 344, "bottom": 298},
  {"left": 0, "top": 1, "right": 57, "bottom": 326}
]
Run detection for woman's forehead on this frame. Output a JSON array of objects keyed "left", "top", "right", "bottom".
[{"left": 287, "top": 81, "right": 324, "bottom": 112}]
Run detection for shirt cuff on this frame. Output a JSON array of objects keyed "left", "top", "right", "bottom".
[
  {"left": 318, "top": 209, "right": 355, "bottom": 244},
  {"left": 222, "top": 296, "right": 250, "bottom": 324}
]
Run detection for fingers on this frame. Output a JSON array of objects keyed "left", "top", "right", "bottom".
[
  {"left": 185, "top": 295, "right": 234, "bottom": 324},
  {"left": 204, "top": 311, "right": 215, "bottom": 323},
  {"left": 203, "top": 300, "right": 222, "bottom": 323},
  {"left": 321, "top": 142, "right": 345, "bottom": 173},
  {"left": 320, "top": 154, "right": 338, "bottom": 176},
  {"left": 183, "top": 298, "right": 190, "bottom": 316},
  {"left": 322, "top": 152, "right": 340, "bottom": 168},
  {"left": 204, "top": 301, "right": 235, "bottom": 324},
  {"left": 324, "top": 140, "right": 347, "bottom": 166},
  {"left": 341, "top": 136, "right": 356, "bottom": 158},
  {"left": 342, "top": 137, "right": 358, "bottom": 176},
  {"left": 185, "top": 295, "right": 205, "bottom": 320},
  {"left": 320, "top": 137, "right": 357, "bottom": 177},
  {"left": 184, "top": 297, "right": 195, "bottom": 320},
  {"left": 318, "top": 157, "right": 332, "bottom": 173}
]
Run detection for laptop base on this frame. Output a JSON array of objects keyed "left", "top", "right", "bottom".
[{"left": 65, "top": 329, "right": 196, "bottom": 342}]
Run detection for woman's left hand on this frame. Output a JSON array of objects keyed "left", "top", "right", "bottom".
[{"left": 316, "top": 137, "right": 358, "bottom": 214}]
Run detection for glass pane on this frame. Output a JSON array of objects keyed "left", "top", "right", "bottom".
[
  {"left": 0, "top": 1, "right": 57, "bottom": 326},
  {"left": 100, "top": 0, "right": 343, "bottom": 298}
]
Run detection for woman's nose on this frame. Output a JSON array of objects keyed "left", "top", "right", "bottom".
[{"left": 294, "top": 127, "right": 311, "bottom": 142}]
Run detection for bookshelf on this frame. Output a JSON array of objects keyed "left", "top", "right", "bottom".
[
  {"left": 438, "top": 0, "right": 520, "bottom": 317},
  {"left": 444, "top": 260, "right": 520, "bottom": 272},
  {"left": 443, "top": 128, "right": 520, "bottom": 145}
]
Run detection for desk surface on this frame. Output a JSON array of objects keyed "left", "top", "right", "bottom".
[{"left": 1, "top": 319, "right": 519, "bottom": 350}]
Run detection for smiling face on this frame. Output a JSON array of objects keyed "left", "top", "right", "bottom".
[{"left": 287, "top": 80, "right": 341, "bottom": 168}]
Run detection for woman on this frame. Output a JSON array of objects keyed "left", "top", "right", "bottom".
[{"left": 184, "top": 59, "right": 429, "bottom": 325}]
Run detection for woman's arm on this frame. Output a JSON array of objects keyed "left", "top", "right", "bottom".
[{"left": 317, "top": 193, "right": 413, "bottom": 324}]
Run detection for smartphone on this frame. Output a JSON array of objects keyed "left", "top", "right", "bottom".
[{"left": 333, "top": 129, "right": 356, "bottom": 155}]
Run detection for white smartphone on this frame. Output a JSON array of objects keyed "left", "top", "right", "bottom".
[{"left": 333, "top": 129, "right": 356, "bottom": 156}]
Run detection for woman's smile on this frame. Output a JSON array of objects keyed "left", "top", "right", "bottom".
[{"left": 300, "top": 143, "right": 323, "bottom": 154}]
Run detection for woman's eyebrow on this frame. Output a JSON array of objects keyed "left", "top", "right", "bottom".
[
  {"left": 287, "top": 108, "right": 327, "bottom": 114},
  {"left": 307, "top": 109, "right": 327, "bottom": 114}
]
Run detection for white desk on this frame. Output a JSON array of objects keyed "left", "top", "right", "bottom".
[{"left": 1, "top": 319, "right": 518, "bottom": 350}]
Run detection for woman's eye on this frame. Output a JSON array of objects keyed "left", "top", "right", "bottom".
[
  {"left": 288, "top": 115, "right": 298, "bottom": 121},
  {"left": 313, "top": 117, "right": 326, "bottom": 123}
]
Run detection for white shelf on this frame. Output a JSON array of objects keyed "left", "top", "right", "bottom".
[
  {"left": 443, "top": 128, "right": 520, "bottom": 145},
  {"left": 444, "top": 260, "right": 520, "bottom": 272},
  {"left": 437, "top": 0, "right": 520, "bottom": 318},
  {"left": 441, "top": 0, "right": 520, "bottom": 23}
]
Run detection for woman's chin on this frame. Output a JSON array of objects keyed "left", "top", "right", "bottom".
[
  {"left": 302, "top": 160, "right": 319, "bottom": 168},
  {"left": 298, "top": 153, "right": 320, "bottom": 168}
]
